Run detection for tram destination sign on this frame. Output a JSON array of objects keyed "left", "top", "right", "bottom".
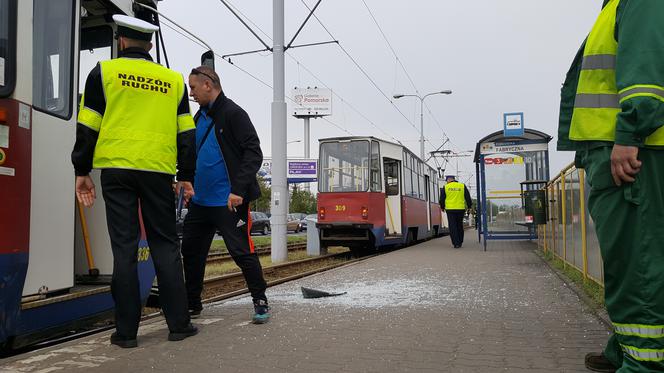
[{"left": 292, "top": 87, "right": 332, "bottom": 117}]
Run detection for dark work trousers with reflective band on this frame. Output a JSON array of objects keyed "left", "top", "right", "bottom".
[
  {"left": 181, "top": 202, "right": 267, "bottom": 311},
  {"left": 579, "top": 146, "right": 664, "bottom": 372},
  {"left": 100, "top": 169, "right": 190, "bottom": 337},
  {"left": 446, "top": 210, "right": 465, "bottom": 247}
]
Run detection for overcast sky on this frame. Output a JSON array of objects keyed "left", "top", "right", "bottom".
[{"left": 157, "top": 0, "right": 602, "bottom": 189}]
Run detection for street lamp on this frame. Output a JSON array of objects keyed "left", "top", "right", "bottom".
[{"left": 393, "top": 90, "right": 452, "bottom": 160}]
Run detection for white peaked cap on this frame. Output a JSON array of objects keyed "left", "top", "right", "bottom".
[{"left": 112, "top": 14, "right": 159, "bottom": 39}]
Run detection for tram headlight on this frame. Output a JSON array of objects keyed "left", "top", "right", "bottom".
[
  {"left": 319, "top": 207, "right": 326, "bottom": 220},
  {"left": 361, "top": 206, "right": 368, "bottom": 219}
]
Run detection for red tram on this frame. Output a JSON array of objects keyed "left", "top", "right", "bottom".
[{"left": 316, "top": 137, "right": 447, "bottom": 255}]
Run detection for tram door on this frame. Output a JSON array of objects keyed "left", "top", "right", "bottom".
[
  {"left": 383, "top": 158, "right": 402, "bottom": 236},
  {"left": 73, "top": 21, "right": 116, "bottom": 278},
  {"left": 24, "top": 1, "right": 80, "bottom": 295}
]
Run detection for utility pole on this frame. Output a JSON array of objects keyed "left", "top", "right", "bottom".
[
  {"left": 217, "top": 0, "right": 333, "bottom": 263},
  {"left": 271, "top": 0, "right": 288, "bottom": 263},
  {"left": 304, "top": 117, "right": 310, "bottom": 192}
]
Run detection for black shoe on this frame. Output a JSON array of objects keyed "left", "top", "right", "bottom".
[
  {"left": 168, "top": 323, "right": 198, "bottom": 341},
  {"left": 585, "top": 352, "right": 617, "bottom": 372},
  {"left": 110, "top": 332, "right": 137, "bottom": 348},
  {"left": 189, "top": 309, "right": 201, "bottom": 319}
]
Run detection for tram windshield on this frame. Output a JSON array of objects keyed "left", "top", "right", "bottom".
[{"left": 319, "top": 140, "right": 370, "bottom": 192}]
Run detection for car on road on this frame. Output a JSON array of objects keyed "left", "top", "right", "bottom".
[
  {"left": 250, "top": 211, "right": 271, "bottom": 235},
  {"left": 287, "top": 214, "right": 303, "bottom": 233},
  {"left": 299, "top": 214, "right": 317, "bottom": 231}
]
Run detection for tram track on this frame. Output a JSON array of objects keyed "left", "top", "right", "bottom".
[{"left": 206, "top": 242, "right": 308, "bottom": 265}]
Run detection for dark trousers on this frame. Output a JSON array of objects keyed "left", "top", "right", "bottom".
[
  {"left": 100, "top": 169, "right": 190, "bottom": 337},
  {"left": 181, "top": 202, "right": 267, "bottom": 311},
  {"left": 446, "top": 210, "right": 465, "bottom": 247}
]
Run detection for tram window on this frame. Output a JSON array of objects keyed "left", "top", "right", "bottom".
[
  {"left": 0, "top": 0, "right": 16, "bottom": 97},
  {"left": 33, "top": 0, "right": 75, "bottom": 119},
  {"left": 79, "top": 27, "right": 112, "bottom": 95},
  {"left": 319, "top": 140, "right": 370, "bottom": 193},
  {"left": 403, "top": 152, "right": 413, "bottom": 197},
  {"left": 370, "top": 141, "right": 381, "bottom": 192},
  {"left": 384, "top": 160, "right": 399, "bottom": 196}
]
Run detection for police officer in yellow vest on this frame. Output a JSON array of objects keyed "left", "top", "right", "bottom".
[
  {"left": 558, "top": 1, "right": 664, "bottom": 371},
  {"left": 71, "top": 15, "right": 198, "bottom": 348},
  {"left": 440, "top": 175, "right": 472, "bottom": 248}
]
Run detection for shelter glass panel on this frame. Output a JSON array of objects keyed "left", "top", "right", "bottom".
[
  {"left": 483, "top": 153, "right": 530, "bottom": 233},
  {"left": 319, "top": 140, "right": 369, "bottom": 192}
]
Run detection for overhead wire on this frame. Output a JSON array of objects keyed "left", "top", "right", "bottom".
[
  {"left": 298, "top": 0, "right": 422, "bottom": 137},
  {"left": 221, "top": 0, "right": 407, "bottom": 140},
  {"left": 359, "top": 0, "right": 452, "bottom": 156}
]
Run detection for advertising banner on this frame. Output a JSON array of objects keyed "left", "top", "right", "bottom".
[{"left": 259, "top": 158, "right": 318, "bottom": 183}]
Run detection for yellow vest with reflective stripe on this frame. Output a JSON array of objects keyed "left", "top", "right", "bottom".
[
  {"left": 570, "top": 0, "right": 664, "bottom": 145},
  {"left": 444, "top": 182, "right": 466, "bottom": 210},
  {"left": 91, "top": 58, "right": 194, "bottom": 174}
]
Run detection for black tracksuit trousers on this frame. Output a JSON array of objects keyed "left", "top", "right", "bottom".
[
  {"left": 181, "top": 202, "right": 267, "bottom": 311},
  {"left": 446, "top": 210, "right": 466, "bottom": 247},
  {"left": 100, "top": 169, "right": 190, "bottom": 338}
]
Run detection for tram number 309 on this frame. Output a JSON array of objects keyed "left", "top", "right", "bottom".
[{"left": 335, "top": 205, "right": 346, "bottom": 212}]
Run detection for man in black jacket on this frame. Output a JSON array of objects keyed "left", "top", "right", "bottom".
[{"left": 181, "top": 66, "right": 269, "bottom": 324}]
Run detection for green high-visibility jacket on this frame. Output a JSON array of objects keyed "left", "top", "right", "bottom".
[{"left": 557, "top": 0, "right": 664, "bottom": 151}]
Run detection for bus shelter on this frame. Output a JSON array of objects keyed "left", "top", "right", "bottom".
[{"left": 474, "top": 129, "right": 552, "bottom": 250}]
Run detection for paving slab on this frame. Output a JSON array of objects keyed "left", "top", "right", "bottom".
[{"left": 1, "top": 237, "right": 610, "bottom": 372}]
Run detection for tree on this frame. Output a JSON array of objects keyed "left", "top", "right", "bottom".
[
  {"left": 289, "top": 185, "right": 317, "bottom": 214},
  {"left": 251, "top": 176, "right": 271, "bottom": 213}
]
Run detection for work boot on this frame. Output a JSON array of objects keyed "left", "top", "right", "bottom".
[
  {"left": 585, "top": 352, "right": 617, "bottom": 372},
  {"left": 168, "top": 323, "right": 198, "bottom": 341},
  {"left": 110, "top": 332, "right": 138, "bottom": 348},
  {"left": 252, "top": 299, "right": 270, "bottom": 324}
]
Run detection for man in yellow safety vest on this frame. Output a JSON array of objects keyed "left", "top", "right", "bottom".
[
  {"left": 71, "top": 14, "right": 198, "bottom": 348},
  {"left": 440, "top": 175, "right": 472, "bottom": 248}
]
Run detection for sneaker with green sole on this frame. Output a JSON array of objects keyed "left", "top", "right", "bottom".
[{"left": 252, "top": 299, "right": 270, "bottom": 324}]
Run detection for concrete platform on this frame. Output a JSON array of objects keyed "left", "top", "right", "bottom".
[{"left": 1, "top": 237, "right": 610, "bottom": 372}]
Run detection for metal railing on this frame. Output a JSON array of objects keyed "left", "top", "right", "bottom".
[{"left": 537, "top": 163, "right": 604, "bottom": 286}]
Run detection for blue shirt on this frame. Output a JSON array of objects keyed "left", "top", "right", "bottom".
[{"left": 192, "top": 107, "right": 231, "bottom": 206}]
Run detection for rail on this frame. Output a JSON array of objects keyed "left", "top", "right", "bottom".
[
  {"left": 537, "top": 163, "right": 604, "bottom": 287},
  {"left": 207, "top": 242, "right": 308, "bottom": 264}
]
